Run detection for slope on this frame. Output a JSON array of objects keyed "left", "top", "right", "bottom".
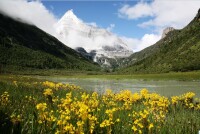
[
  {"left": 0, "top": 13, "right": 100, "bottom": 73},
  {"left": 119, "top": 9, "right": 200, "bottom": 74}
]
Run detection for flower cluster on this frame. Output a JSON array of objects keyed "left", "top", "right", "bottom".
[
  {"left": 42, "top": 81, "right": 81, "bottom": 91},
  {"left": 171, "top": 92, "right": 200, "bottom": 110},
  {"left": 2, "top": 80, "right": 198, "bottom": 133},
  {"left": 43, "top": 88, "right": 53, "bottom": 96},
  {"left": 0, "top": 91, "right": 9, "bottom": 106},
  {"left": 132, "top": 109, "right": 154, "bottom": 133}
]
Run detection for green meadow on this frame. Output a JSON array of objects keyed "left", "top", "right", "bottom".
[{"left": 0, "top": 75, "right": 200, "bottom": 134}]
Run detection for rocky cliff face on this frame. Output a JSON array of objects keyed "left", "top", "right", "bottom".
[
  {"left": 75, "top": 47, "right": 93, "bottom": 60},
  {"left": 161, "top": 27, "right": 175, "bottom": 39}
]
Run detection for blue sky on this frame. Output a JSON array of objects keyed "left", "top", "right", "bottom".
[{"left": 42, "top": 1, "right": 150, "bottom": 39}]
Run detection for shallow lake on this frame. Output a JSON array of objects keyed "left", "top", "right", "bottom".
[{"left": 37, "top": 76, "right": 200, "bottom": 97}]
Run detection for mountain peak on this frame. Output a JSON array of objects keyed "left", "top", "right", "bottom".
[
  {"left": 60, "top": 9, "right": 80, "bottom": 24},
  {"left": 64, "top": 9, "right": 75, "bottom": 17}
]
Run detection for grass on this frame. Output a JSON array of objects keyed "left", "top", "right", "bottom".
[{"left": 0, "top": 75, "right": 200, "bottom": 134}]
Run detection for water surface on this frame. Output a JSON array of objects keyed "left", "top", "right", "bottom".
[{"left": 37, "top": 76, "right": 200, "bottom": 97}]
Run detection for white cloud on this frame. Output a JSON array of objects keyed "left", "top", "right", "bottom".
[
  {"left": 118, "top": 3, "right": 153, "bottom": 20},
  {"left": 118, "top": 0, "right": 200, "bottom": 52},
  {"left": 121, "top": 34, "right": 161, "bottom": 52},
  {"left": 0, "top": 0, "right": 58, "bottom": 36},
  {"left": 56, "top": 24, "right": 126, "bottom": 52},
  {"left": 106, "top": 24, "right": 115, "bottom": 31},
  {"left": 86, "top": 22, "right": 98, "bottom": 27},
  {"left": 118, "top": 0, "right": 200, "bottom": 29}
]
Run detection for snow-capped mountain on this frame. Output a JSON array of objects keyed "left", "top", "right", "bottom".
[
  {"left": 56, "top": 10, "right": 132, "bottom": 57},
  {"left": 55, "top": 10, "right": 133, "bottom": 64}
]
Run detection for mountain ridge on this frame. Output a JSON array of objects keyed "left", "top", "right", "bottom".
[{"left": 118, "top": 9, "right": 200, "bottom": 74}]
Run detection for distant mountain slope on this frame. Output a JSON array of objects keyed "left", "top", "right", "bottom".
[
  {"left": 0, "top": 13, "right": 100, "bottom": 72},
  {"left": 119, "top": 9, "right": 200, "bottom": 74}
]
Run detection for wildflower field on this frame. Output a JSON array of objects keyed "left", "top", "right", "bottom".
[{"left": 0, "top": 76, "right": 200, "bottom": 134}]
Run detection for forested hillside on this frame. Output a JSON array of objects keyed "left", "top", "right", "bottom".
[{"left": 118, "top": 9, "right": 200, "bottom": 74}]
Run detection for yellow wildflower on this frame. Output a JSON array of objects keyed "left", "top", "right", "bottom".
[
  {"left": 43, "top": 88, "right": 53, "bottom": 96},
  {"left": 149, "top": 123, "right": 154, "bottom": 130},
  {"left": 132, "top": 125, "right": 137, "bottom": 131},
  {"left": 36, "top": 103, "right": 47, "bottom": 111}
]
